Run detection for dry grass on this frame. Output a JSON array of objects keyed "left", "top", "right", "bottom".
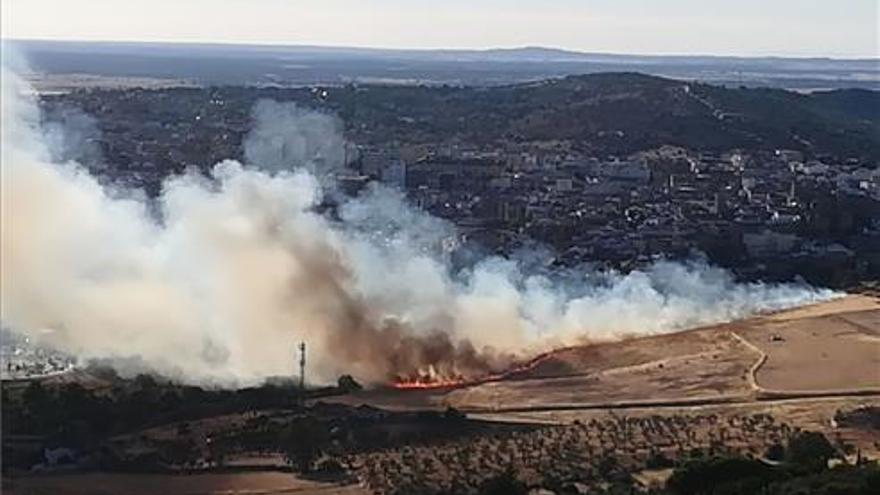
[
  {"left": 333, "top": 295, "right": 880, "bottom": 412},
  {"left": 737, "top": 296, "right": 880, "bottom": 392},
  {"left": 445, "top": 330, "right": 756, "bottom": 410},
  {"left": 9, "top": 297, "right": 878, "bottom": 495}
]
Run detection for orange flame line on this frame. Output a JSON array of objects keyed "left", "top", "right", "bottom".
[{"left": 390, "top": 347, "right": 570, "bottom": 390}]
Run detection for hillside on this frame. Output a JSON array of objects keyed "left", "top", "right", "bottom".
[
  {"left": 45, "top": 72, "right": 880, "bottom": 168},
  {"left": 328, "top": 294, "right": 880, "bottom": 412},
  {"left": 333, "top": 73, "right": 880, "bottom": 160}
]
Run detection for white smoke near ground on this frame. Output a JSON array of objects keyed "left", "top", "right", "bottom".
[
  {"left": 0, "top": 64, "right": 839, "bottom": 387},
  {"left": 243, "top": 99, "right": 346, "bottom": 179},
  {"left": 42, "top": 105, "right": 104, "bottom": 169}
]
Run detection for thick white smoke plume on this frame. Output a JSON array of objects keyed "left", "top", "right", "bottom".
[{"left": 0, "top": 66, "right": 838, "bottom": 387}]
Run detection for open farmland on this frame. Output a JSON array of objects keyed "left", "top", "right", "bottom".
[
  {"left": 736, "top": 295, "right": 880, "bottom": 393},
  {"left": 333, "top": 294, "right": 880, "bottom": 414},
  {"left": 5, "top": 295, "right": 879, "bottom": 495}
]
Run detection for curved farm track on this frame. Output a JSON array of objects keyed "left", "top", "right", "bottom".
[{"left": 337, "top": 295, "right": 880, "bottom": 417}]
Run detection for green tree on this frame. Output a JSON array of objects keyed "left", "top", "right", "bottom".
[
  {"left": 337, "top": 374, "right": 362, "bottom": 392},
  {"left": 765, "top": 443, "right": 786, "bottom": 462},
  {"left": 23, "top": 381, "right": 57, "bottom": 432},
  {"left": 280, "top": 418, "right": 330, "bottom": 473},
  {"left": 478, "top": 470, "right": 527, "bottom": 495},
  {"left": 786, "top": 431, "right": 837, "bottom": 472},
  {"left": 667, "top": 456, "right": 775, "bottom": 495}
]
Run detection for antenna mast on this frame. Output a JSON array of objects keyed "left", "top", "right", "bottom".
[{"left": 298, "top": 341, "right": 306, "bottom": 390}]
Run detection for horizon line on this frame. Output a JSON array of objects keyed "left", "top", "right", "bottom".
[{"left": 5, "top": 37, "right": 879, "bottom": 62}]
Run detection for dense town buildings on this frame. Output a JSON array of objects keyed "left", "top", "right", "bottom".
[{"left": 41, "top": 82, "right": 880, "bottom": 287}]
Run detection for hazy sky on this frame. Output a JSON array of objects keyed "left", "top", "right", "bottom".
[{"left": 3, "top": 0, "right": 878, "bottom": 57}]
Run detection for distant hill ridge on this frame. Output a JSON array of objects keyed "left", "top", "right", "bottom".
[
  {"left": 318, "top": 71, "right": 880, "bottom": 160},
  {"left": 10, "top": 39, "right": 879, "bottom": 91}
]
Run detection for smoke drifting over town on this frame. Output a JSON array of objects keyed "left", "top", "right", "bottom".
[{"left": 0, "top": 65, "right": 838, "bottom": 387}]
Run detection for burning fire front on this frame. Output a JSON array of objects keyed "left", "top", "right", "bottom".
[{"left": 390, "top": 348, "right": 568, "bottom": 390}]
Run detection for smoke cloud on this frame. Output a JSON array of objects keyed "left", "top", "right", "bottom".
[
  {"left": 243, "top": 99, "right": 346, "bottom": 178},
  {"left": 0, "top": 66, "right": 838, "bottom": 387}
]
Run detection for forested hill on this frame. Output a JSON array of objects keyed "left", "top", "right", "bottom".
[
  {"left": 324, "top": 72, "right": 879, "bottom": 161},
  {"left": 48, "top": 72, "right": 880, "bottom": 164}
]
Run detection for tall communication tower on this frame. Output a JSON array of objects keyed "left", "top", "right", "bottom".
[{"left": 298, "top": 341, "right": 306, "bottom": 390}]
